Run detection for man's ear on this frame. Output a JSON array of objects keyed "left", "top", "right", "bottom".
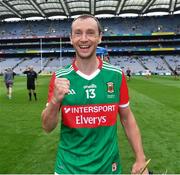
[
  {"left": 69, "top": 34, "right": 73, "bottom": 45},
  {"left": 98, "top": 32, "right": 102, "bottom": 44}
]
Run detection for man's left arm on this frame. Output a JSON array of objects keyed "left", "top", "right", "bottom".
[
  {"left": 35, "top": 71, "right": 38, "bottom": 86},
  {"left": 118, "top": 72, "right": 148, "bottom": 174},
  {"left": 119, "top": 106, "right": 148, "bottom": 174}
]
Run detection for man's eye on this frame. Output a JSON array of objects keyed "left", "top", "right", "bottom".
[
  {"left": 74, "top": 32, "right": 81, "bottom": 36},
  {"left": 87, "top": 32, "right": 95, "bottom": 35}
]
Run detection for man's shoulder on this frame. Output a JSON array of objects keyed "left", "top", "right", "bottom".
[
  {"left": 102, "top": 61, "right": 122, "bottom": 74},
  {"left": 55, "top": 64, "right": 74, "bottom": 78}
]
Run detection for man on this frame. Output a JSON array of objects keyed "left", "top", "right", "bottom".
[
  {"left": 42, "top": 14, "right": 148, "bottom": 174},
  {"left": 173, "top": 66, "right": 179, "bottom": 79},
  {"left": 126, "top": 67, "right": 131, "bottom": 80},
  {"left": 145, "top": 69, "right": 151, "bottom": 79},
  {"left": 4, "top": 67, "right": 16, "bottom": 99},
  {"left": 23, "top": 66, "right": 37, "bottom": 101},
  {"left": 96, "top": 46, "right": 110, "bottom": 62}
]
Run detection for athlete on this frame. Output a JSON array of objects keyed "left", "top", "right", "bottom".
[
  {"left": 41, "top": 14, "right": 148, "bottom": 174},
  {"left": 4, "top": 67, "right": 16, "bottom": 99},
  {"left": 23, "top": 66, "right": 37, "bottom": 101},
  {"left": 126, "top": 67, "right": 131, "bottom": 80}
]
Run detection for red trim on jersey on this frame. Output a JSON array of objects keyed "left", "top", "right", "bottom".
[
  {"left": 62, "top": 103, "right": 118, "bottom": 128},
  {"left": 72, "top": 57, "right": 103, "bottom": 72},
  {"left": 97, "top": 56, "right": 103, "bottom": 69},
  {"left": 72, "top": 58, "right": 78, "bottom": 71},
  {"left": 47, "top": 73, "right": 56, "bottom": 103},
  {"left": 119, "top": 72, "right": 129, "bottom": 107}
]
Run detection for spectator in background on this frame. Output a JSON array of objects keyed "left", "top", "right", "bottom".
[
  {"left": 174, "top": 66, "right": 179, "bottom": 79},
  {"left": 23, "top": 66, "right": 37, "bottom": 101},
  {"left": 126, "top": 67, "right": 131, "bottom": 80},
  {"left": 4, "top": 67, "right": 16, "bottom": 99},
  {"left": 103, "top": 54, "right": 110, "bottom": 63},
  {"left": 145, "top": 69, "right": 151, "bottom": 79}
]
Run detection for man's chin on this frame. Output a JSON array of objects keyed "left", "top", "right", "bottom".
[{"left": 77, "top": 53, "right": 92, "bottom": 59}]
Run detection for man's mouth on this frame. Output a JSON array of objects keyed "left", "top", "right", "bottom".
[{"left": 79, "top": 45, "right": 90, "bottom": 49}]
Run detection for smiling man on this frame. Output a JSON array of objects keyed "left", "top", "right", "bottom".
[{"left": 41, "top": 14, "right": 148, "bottom": 174}]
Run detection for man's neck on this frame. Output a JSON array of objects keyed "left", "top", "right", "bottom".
[{"left": 75, "top": 57, "right": 99, "bottom": 75}]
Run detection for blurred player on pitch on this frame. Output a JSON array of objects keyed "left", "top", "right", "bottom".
[{"left": 4, "top": 67, "right": 16, "bottom": 99}]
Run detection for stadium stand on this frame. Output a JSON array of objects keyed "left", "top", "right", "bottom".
[
  {"left": 0, "top": 15, "right": 180, "bottom": 38},
  {"left": 0, "top": 58, "right": 22, "bottom": 74},
  {"left": 0, "top": 1, "right": 180, "bottom": 76},
  {"left": 164, "top": 55, "right": 180, "bottom": 70},
  {"left": 110, "top": 56, "right": 146, "bottom": 74}
]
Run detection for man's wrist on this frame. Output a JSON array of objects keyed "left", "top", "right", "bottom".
[
  {"left": 51, "top": 98, "right": 60, "bottom": 107},
  {"left": 136, "top": 155, "right": 146, "bottom": 162}
]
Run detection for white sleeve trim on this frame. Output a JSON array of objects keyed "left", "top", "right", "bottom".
[{"left": 119, "top": 102, "right": 129, "bottom": 108}]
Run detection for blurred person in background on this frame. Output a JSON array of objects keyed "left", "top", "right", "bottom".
[
  {"left": 173, "top": 66, "right": 179, "bottom": 79},
  {"left": 126, "top": 67, "right": 131, "bottom": 80},
  {"left": 4, "top": 67, "right": 16, "bottom": 99},
  {"left": 23, "top": 66, "right": 37, "bottom": 101}
]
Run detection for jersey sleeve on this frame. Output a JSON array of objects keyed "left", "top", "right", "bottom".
[
  {"left": 47, "top": 72, "right": 56, "bottom": 104},
  {"left": 119, "top": 71, "right": 129, "bottom": 108}
]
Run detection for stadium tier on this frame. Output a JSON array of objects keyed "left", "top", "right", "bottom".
[
  {"left": 0, "top": 15, "right": 180, "bottom": 38},
  {"left": 0, "top": 15, "right": 180, "bottom": 75}
]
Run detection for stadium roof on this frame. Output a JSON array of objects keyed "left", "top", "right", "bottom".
[{"left": 0, "top": 0, "right": 180, "bottom": 21}]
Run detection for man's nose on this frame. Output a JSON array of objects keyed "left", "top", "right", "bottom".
[{"left": 80, "top": 33, "right": 89, "bottom": 40}]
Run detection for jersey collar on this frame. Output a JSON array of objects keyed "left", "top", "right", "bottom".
[{"left": 72, "top": 57, "right": 103, "bottom": 80}]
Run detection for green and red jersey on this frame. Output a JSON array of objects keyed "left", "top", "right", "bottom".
[{"left": 47, "top": 57, "right": 129, "bottom": 174}]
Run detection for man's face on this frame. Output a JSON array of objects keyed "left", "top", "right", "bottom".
[
  {"left": 29, "top": 67, "right": 33, "bottom": 71},
  {"left": 70, "top": 17, "right": 102, "bottom": 60}
]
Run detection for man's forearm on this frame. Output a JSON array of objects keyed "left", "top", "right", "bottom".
[
  {"left": 41, "top": 100, "right": 60, "bottom": 133},
  {"left": 120, "top": 107, "right": 146, "bottom": 161},
  {"left": 125, "top": 118, "right": 146, "bottom": 161}
]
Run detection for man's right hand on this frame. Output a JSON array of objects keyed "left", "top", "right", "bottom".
[{"left": 52, "top": 78, "right": 70, "bottom": 103}]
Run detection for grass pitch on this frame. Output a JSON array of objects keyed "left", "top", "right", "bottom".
[{"left": 0, "top": 75, "right": 179, "bottom": 173}]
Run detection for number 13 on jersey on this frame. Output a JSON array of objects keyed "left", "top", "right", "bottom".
[{"left": 85, "top": 89, "right": 96, "bottom": 99}]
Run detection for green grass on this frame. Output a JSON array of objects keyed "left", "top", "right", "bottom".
[{"left": 0, "top": 75, "right": 179, "bottom": 173}]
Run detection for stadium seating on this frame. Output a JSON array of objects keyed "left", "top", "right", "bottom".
[
  {"left": 0, "top": 15, "right": 180, "bottom": 75},
  {"left": 0, "top": 15, "right": 179, "bottom": 38}
]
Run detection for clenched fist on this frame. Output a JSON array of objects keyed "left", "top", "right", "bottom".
[{"left": 52, "top": 78, "right": 70, "bottom": 103}]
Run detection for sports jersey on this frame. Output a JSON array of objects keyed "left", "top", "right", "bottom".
[
  {"left": 47, "top": 57, "right": 129, "bottom": 174},
  {"left": 4, "top": 70, "right": 16, "bottom": 86}
]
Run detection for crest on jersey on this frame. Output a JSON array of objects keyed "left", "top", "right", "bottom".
[
  {"left": 112, "top": 162, "right": 117, "bottom": 172},
  {"left": 107, "top": 82, "right": 114, "bottom": 93}
]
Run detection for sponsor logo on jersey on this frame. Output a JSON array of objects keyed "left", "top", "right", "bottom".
[
  {"left": 64, "top": 104, "right": 116, "bottom": 114},
  {"left": 62, "top": 103, "right": 118, "bottom": 128},
  {"left": 107, "top": 82, "right": 114, "bottom": 93},
  {"left": 64, "top": 107, "right": 71, "bottom": 113},
  {"left": 83, "top": 84, "right": 97, "bottom": 89},
  {"left": 68, "top": 89, "right": 76, "bottom": 95},
  {"left": 76, "top": 115, "right": 107, "bottom": 125}
]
